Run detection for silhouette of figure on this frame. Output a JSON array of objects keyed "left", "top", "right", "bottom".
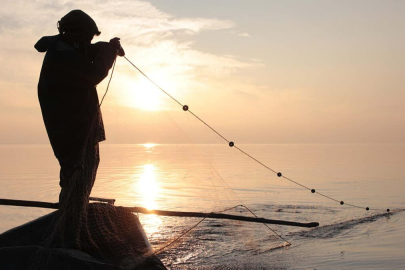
[{"left": 35, "top": 10, "right": 124, "bottom": 247}]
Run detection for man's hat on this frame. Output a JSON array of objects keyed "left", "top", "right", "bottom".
[{"left": 58, "top": 10, "right": 101, "bottom": 36}]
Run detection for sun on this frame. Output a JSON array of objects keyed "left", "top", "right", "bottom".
[
  {"left": 129, "top": 79, "right": 162, "bottom": 111},
  {"left": 119, "top": 70, "right": 181, "bottom": 111}
]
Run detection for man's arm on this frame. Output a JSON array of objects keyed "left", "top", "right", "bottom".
[{"left": 74, "top": 38, "right": 124, "bottom": 88}]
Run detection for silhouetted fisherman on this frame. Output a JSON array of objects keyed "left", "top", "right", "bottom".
[{"left": 35, "top": 10, "right": 124, "bottom": 248}]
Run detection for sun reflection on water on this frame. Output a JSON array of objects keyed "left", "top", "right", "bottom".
[
  {"left": 134, "top": 163, "right": 163, "bottom": 235},
  {"left": 137, "top": 164, "right": 159, "bottom": 210},
  {"left": 141, "top": 143, "right": 157, "bottom": 153},
  {"left": 142, "top": 143, "right": 157, "bottom": 149}
]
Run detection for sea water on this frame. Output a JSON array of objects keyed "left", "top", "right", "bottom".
[{"left": 0, "top": 144, "right": 404, "bottom": 269}]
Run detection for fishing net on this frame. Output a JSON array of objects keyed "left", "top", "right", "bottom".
[
  {"left": 91, "top": 55, "right": 401, "bottom": 268},
  {"left": 79, "top": 58, "right": 314, "bottom": 265}
]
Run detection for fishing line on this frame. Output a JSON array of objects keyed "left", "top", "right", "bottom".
[
  {"left": 99, "top": 56, "right": 117, "bottom": 106},
  {"left": 123, "top": 56, "right": 183, "bottom": 107},
  {"left": 154, "top": 215, "right": 209, "bottom": 255},
  {"left": 153, "top": 204, "right": 291, "bottom": 255},
  {"left": 119, "top": 55, "right": 392, "bottom": 213},
  {"left": 219, "top": 205, "right": 291, "bottom": 246},
  {"left": 240, "top": 205, "right": 291, "bottom": 246}
]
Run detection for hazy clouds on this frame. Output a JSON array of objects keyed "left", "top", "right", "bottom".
[{"left": 1, "top": 0, "right": 404, "bottom": 144}]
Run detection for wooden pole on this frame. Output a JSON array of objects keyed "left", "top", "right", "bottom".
[
  {"left": 0, "top": 198, "right": 58, "bottom": 209},
  {"left": 126, "top": 206, "right": 319, "bottom": 228},
  {"left": 89, "top": 197, "right": 116, "bottom": 205},
  {"left": 0, "top": 198, "right": 319, "bottom": 228}
]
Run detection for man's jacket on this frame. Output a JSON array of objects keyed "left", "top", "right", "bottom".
[{"left": 35, "top": 35, "right": 116, "bottom": 164}]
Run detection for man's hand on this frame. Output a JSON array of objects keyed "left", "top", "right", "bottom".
[{"left": 109, "top": 37, "right": 125, "bottom": 57}]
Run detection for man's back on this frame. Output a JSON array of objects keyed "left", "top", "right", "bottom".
[{"left": 36, "top": 35, "right": 115, "bottom": 162}]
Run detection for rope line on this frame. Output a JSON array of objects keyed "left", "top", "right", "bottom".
[
  {"left": 280, "top": 175, "right": 312, "bottom": 190},
  {"left": 188, "top": 110, "right": 230, "bottom": 143},
  {"left": 100, "top": 57, "right": 117, "bottom": 106},
  {"left": 154, "top": 215, "right": 209, "bottom": 255},
  {"left": 239, "top": 205, "right": 291, "bottom": 246},
  {"left": 316, "top": 192, "right": 341, "bottom": 203},
  {"left": 153, "top": 204, "right": 292, "bottom": 255},
  {"left": 114, "top": 56, "right": 391, "bottom": 213},
  {"left": 218, "top": 205, "right": 291, "bottom": 245},
  {"left": 124, "top": 56, "right": 183, "bottom": 107},
  {"left": 234, "top": 146, "right": 278, "bottom": 174}
]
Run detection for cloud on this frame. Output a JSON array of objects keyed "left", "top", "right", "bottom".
[
  {"left": 238, "top": 32, "right": 250, "bottom": 38},
  {"left": 0, "top": 0, "right": 259, "bottom": 82},
  {"left": 0, "top": 0, "right": 264, "bottom": 143}
]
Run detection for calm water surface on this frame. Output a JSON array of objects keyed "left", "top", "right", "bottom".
[{"left": 0, "top": 144, "right": 404, "bottom": 269}]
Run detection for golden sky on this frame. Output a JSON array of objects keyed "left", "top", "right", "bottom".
[{"left": 1, "top": 0, "right": 404, "bottom": 144}]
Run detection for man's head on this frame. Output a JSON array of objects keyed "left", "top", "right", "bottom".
[{"left": 58, "top": 10, "right": 100, "bottom": 43}]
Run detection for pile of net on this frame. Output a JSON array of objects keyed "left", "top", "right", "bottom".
[{"left": 0, "top": 203, "right": 166, "bottom": 269}]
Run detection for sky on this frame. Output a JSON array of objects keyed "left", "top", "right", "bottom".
[{"left": 0, "top": 0, "right": 404, "bottom": 144}]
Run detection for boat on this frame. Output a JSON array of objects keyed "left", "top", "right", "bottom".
[
  {"left": 0, "top": 197, "right": 319, "bottom": 269},
  {"left": 0, "top": 201, "right": 167, "bottom": 270}
]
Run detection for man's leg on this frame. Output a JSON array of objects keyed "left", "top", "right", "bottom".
[
  {"left": 53, "top": 140, "right": 100, "bottom": 249},
  {"left": 59, "top": 162, "right": 75, "bottom": 207},
  {"left": 73, "top": 141, "right": 100, "bottom": 251}
]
